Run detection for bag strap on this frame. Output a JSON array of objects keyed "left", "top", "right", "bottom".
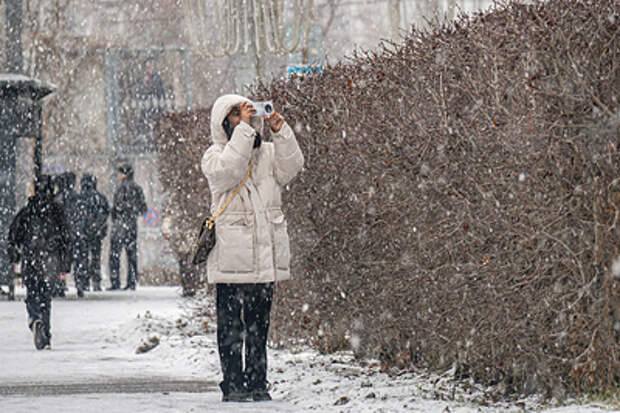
[{"left": 206, "top": 160, "right": 253, "bottom": 229}]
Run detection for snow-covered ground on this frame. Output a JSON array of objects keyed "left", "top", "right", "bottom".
[{"left": 0, "top": 285, "right": 616, "bottom": 413}]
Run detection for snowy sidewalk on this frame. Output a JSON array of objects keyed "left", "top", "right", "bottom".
[
  {"left": 0, "top": 286, "right": 616, "bottom": 413},
  {"left": 0, "top": 286, "right": 287, "bottom": 412}
]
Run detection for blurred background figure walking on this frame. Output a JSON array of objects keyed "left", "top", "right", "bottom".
[
  {"left": 55, "top": 172, "right": 86, "bottom": 297},
  {"left": 109, "top": 164, "right": 147, "bottom": 291},
  {"left": 77, "top": 173, "right": 110, "bottom": 292},
  {"left": 8, "top": 175, "right": 72, "bottom": 350}
]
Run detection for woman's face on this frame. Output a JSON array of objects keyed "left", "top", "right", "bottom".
[{"left": 226, "top": 105, "right": 242, "bottom": 128}]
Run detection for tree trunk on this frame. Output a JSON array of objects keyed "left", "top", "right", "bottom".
[{"left": 179, "top": 253, "right": 199, "bottom": 297}]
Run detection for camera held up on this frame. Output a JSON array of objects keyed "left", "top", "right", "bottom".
[{"left": 250, "top": 100, "right": 274, "bottom": 117}]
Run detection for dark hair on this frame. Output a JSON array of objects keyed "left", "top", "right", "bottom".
[
  {"left": 34, "top": 175, "right": 53, "bottom": 196},
  {"left": 222, "top": 118, "right": 234, "bottom": 140},
  {"left": 222, "top": 116, "right": 261, "bottom": 147},
  {"left": 118, "top": 164, "right": 133, "bottom": 175},
  {"left": 253, "top": 132, "right": 262, "bottom": 149}
]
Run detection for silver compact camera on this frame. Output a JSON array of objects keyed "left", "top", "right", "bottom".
[{"left": 250, "top": 100, "right": 274, "bottom": 117}]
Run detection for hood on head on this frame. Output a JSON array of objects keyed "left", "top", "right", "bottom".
[
  {"left": 210, "top": 94, "right": 264, "bottom": 145},
  {"left": 61, "top": 171, "right": 76, "bottom": 191},
  {"left": 34, "top": 175, "right": 53, "bottom": 197},
  {"left": 81, "top": 173, "right": 97, "bottom": 191},
  {"left": 118, "top": 164, "right": 134, "bottom": 181}
]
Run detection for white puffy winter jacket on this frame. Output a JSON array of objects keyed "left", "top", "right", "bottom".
[{"left": 201, "top": 94, "right": 304, "bottom": 284}]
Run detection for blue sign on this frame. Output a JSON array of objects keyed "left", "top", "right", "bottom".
[
  {"left": 287, "top": 65, "right": 323, "bottom": 78},
  {"left": 143, "top": 207, "right": 161, "bottom": 226}
]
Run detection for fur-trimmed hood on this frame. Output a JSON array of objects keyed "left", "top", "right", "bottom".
[{"left": 210, "top": 94, "right": 264, "bottom": 145}]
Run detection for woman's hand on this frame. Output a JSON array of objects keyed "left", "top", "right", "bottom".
[
  {"left": 266, "top": 112, "right": 284, "bottom": 133},
  {"left": 240, "top": 101, "right": 256, "bottom": 124}
]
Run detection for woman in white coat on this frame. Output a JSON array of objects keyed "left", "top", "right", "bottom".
[{"left": 201, "top": 94, "right": 304, "bottom": 402}]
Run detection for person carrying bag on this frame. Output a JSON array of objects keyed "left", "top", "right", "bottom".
[{"left": 200, "top": 94, "right": 304, "bottom": 402}]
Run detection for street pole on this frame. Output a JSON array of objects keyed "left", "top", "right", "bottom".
[
  {"left": 1, "top": 0, "right": 55, "bottom": 288},
  {"left": 1, "top": 0, "right": 23, "bottom": 284},
  {"left": 5, "top": 0, "right": 23, "bottom": 73}
]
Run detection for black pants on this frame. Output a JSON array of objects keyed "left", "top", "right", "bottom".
[
  {"left": 109, "top": 226, "right": 138, "bottom": 289},
  {"left": 216, "top": 283, "right": 273, "bottom": 394},
  {"left": 50, "top": 247, "right": 67, "bottom": 297},
  {"left": 73, "top": 238, "right": 86, "bottom": 292},
  {"left": 78, "top": 239, "right": 102, "bottom": 289},
  {"left": 50, "top": 272, "right": 66, "bottom": 297},
  {"left": 23, "top": 255, "right": 55, "bottom": 340}
]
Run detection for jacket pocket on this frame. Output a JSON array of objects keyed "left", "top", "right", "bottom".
[
  {"left": 217, "top": 222, "right": 255, "bottom": 272},
  {"left": 269, "top": 210, "right": 290, "bottom": 271}
]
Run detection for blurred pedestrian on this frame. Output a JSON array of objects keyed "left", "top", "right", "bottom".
[
  {"left": 48, "top": 174, "right": 68, "bottom": 297},
  {"left": 48, "top": 174, "right": 67, "bottom": 297},
  {"left": 8, "top": 175, "right": 72, "bottom": 350},
  {"left": 201, "top": 95, "right": 304, "bottom": 402},
  {"left": 109, "top": 164, "right": 147, "bottom": 290},
  {"left": 78, "top": 173, "right": 110, "bottom": 292},
  {"left": 56, "top": 172, "right": 87, "bottom": 297}
]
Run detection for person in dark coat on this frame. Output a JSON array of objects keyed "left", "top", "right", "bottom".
[
  {"left": 77, "top": 173, "right": 110, "bottom": 292},
  {"left": 56, "top": 172, "right": 87, "bottom": 297},
  {"left": 8, "top": 175, "right": 72, "bottom": 350},
  {"left": 108, "top": 164, "right": 147, "bottom": 290},
  {"left": 49, "top": 174, "right": 69, "bottom": 297}
]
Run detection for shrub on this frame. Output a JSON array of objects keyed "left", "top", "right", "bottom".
[{"left": 158, "top": 0, "right": 619, "bottom": 396}]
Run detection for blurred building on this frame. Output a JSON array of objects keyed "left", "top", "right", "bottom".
[{"left": 0, "top": 0, "right": 495, "bottom": 285}]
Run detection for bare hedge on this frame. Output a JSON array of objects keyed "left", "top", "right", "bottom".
[{"left": 158, "top": 0, "right": 619, "bottom": 396}]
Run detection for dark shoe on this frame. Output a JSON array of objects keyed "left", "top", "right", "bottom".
[
  {"left": 220, "top": 382, "right": 252, "bottom": 402},
  {"left": 222, "top": 390, "right": 252, "bottom": 402},
  {"left": 77, "top": 289, "right": 84, "bottom": 298},
  {"left": 93, "top": 283, "right": 102, "bottom": 292},
  {"left": 252, "top": 389, "right": 272, "bottom": 401},
  {"left": 33, "top": 320, "right": 47, "bottom": 350},
  {"left": 107, "top": 286, "right": 120, "bottom": 291},
  {"left": 181, "top": 289, "right": 196, "bottom": 297},
  {"left": 122, "top": 284, "right": 136, "bottom": 291}
]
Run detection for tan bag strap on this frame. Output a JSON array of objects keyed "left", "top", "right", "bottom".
[{"left": 206, "top": 160, "right": 252, "bottom": 229}]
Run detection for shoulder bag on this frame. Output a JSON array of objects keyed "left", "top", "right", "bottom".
[{"left": 192, "top": 161, "right": 252, "bottom": 265}]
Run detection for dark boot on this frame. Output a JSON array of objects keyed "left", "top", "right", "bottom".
[
  {"left": 219, "top": 382, "right": 251, "bottom": 402},
  {"left": 33, "top": 320, "right": 47, "bottom": 350},
  {"left": 252, "top": 389, "right": 272, "bottom": 401},
  {"left": 92, "top": 281, "right": 101, "bottom": 291}
]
